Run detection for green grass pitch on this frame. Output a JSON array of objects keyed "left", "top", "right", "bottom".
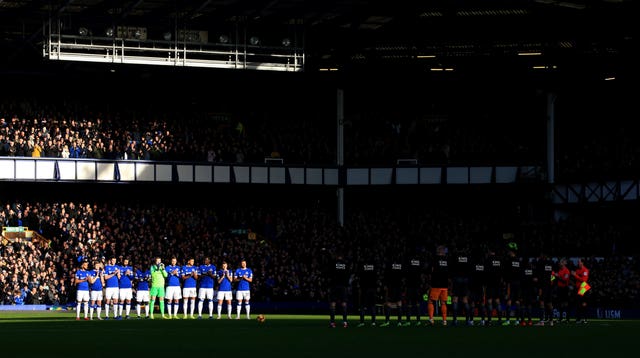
[{"left": 0, "top": 311, "right": 636, "bottom": 357}]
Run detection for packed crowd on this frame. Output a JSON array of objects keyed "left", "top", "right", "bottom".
[
  {"left": 0, "top": 99, "right": 335, "bottom": 164},
  {"left": 0, "top": 95, "right": 546, "bottom": 168},
  {"left": 1, "top": 200, "right": 638, "bottom": 309},
  {"left": 3, "top": 91, "right": 638, "bottom": 180}
]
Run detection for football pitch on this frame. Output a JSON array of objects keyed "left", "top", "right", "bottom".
[{"left": 0, "top": 311, "right": 635, "bottom": 357}]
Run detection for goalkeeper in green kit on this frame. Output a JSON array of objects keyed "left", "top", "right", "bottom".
[{"left": 149, "top": 257, "right": 168, "bottom": 319}]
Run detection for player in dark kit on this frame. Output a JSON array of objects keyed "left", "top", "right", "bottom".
[
  {"left": 485, "top": 249, "right": 504, "bottom": 325},
  {"left": 381, "top": 259, "right": 404, "bottom": 327},
  {"left": 356, "top": 257, "right": 379, "bottom": 327},
  {"left": 519, "top": 259, "right": 536, "bottom": 326},
  {"left": 502, "top": 248, "right": 522, "bottom": 326},
  {"left": 470, "top": 253, "right": 488, "bottom": 326},
  {"left": 404, "top": 254, "right": 426, "bottom": 326},
  {"left": 328, "top": 253, "right": 351, "bottom": 328},
  {"left": 534, "top": 253, "right": 555, "bottom": 326},
  {"left": 451, "top": 248, "right": 472, "bottom": 326}
]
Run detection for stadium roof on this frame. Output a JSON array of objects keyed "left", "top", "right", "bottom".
[{"left": 0, "top": 0, "right": 635, "bottom": 83}]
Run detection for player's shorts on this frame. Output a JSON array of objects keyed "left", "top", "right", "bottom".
[
  {"left": 90, "top": 290, "right": 103, "bottom": 302},
  {"left": 105, "top": 287, "right": 119, "bottom": 301},
  {"left": 405, "top": 286, "right": 422, "bottom": 302},
  {"left": 198, "top": 288, "right": 214, "bottom": 300},
  {"left": 136, "top": 290, "right": 150, "bottom": 302},
  {"left": 149, "top": 286, "right": 165, "bottom": 299},
  {"left": 538, "top": 285, "right": 553, "bottom": 303},
  {"left": 76, "top": 290, "right": 90, "bottom": 302},
  {"left": 166, "top": 286, "right": 182, "bottom": 300},
  {"left": 506, "top": 281, "right": 522, "bottom": 301},
  {"left": 470, "top": 286, "right": 485, "bottom": 305},
  {"left": 385, "top": 286, "right": 403, "bottom": 303},
  {"left": 119, "top": 288, "right": 133, "bottom": 300},
  {"left": 452, "top": 277, "right": 470, "bottom": 297},
  {"left": 217, "top": 290, "right": 233, "bottom": 301},
  {"left": 521, "top": 286, "right": 537, "bottom": 305},
  {"left": 329, "top": 285, "right": 348, "bottom": 303},
  {"left": 360, "top": 287, "right": 378, "bottom": 307},
  {"left": 236, "top": 290, "right": 251, "bottom": 301},
  {"left": 429, "top": 287, "right": 448, "bottom": 302},
  {"left": 485, "top": 284, "right": 502, "bottom": 300},
  {"left": 183, "top": 287, "right": 197, "bottom": 298}
]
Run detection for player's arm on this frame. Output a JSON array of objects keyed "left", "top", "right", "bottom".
[
  {"left": 75, "top": 273, "right": 88, "bottom": 284},
  {"left": 243, "top": 271, "right": 253, "bottom": 283},
  {"left": 218, "top": 270, "right": 231, "bottom": 283},
  {"left": 155, "top": 264, "right": 168, "bottom": 278},
  {"left": 87, "top": 273, "right": 96, "bottom": 284},
  {"left": 104, "top": 269, "right": 115, "bottom": 280},
  {"left": 181, "top": 269, "right": 190, "bottom": 281}
]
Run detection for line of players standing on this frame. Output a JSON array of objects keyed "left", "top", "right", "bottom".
[
  {"left": 73, "top": 255, "right": 253, "bottom": 320},
  {"left": 328, "top": 246, "right": 590, "bottom": 328}
]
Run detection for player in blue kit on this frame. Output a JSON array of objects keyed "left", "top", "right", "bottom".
[
  {"left": 75, "top": 260, "right": 91, "bottom": 320},
  {"left": 216, "top": 261, "right": 233, "bottom": 319},
  {"left": 103, "top": 256, "right": 121, "bottom": 319},
  {"left": 234, "top": 259, "right": 253, "bottom": 319},
  {"left": 165, "top": 256, "right": 182, "bottom": 319},
  {"left": 135, "top": 264, "right": 151, "bottom": 319},
  {"left": 197, "top": 257, "right": 216, "bottom": 319},
  {"left": 118, "top": 258, "right": 134, "bottom": 319},
  {"left": 88, "top": 260, "right": 105, "bottom": 320},
  {"left": 181, "top": 257, "right": 199, "bottom": 319}
]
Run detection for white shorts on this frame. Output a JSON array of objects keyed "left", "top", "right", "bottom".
[
  {"left": 136, "top": 290, "right": 150, "bottom": 302},
  {"left": 90, "top": 290, "right": 103, "bottom": 302},
  {"left": 217, "top": 290, "right": 232, "bottom": 301},
  {"left": 105, "top": 287, "right": 119, "bottom": 301},
  {"left": 77, "top": 290, "right": 90, "bottom": 302},
  {"left": 166, "top": 286, "right": 182, "bottom": 300},
  {"left": 198, "top": 288, "right": 214, "bottom": 300},
  {"left": 236, "top": 290, "right": 251, "bottom": 301},
  {"left": 182, "top": 287, "right": 197, "bottom": 298},
  {"left": 119, "top": 288, "right": 133, "bottom": 301}
]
